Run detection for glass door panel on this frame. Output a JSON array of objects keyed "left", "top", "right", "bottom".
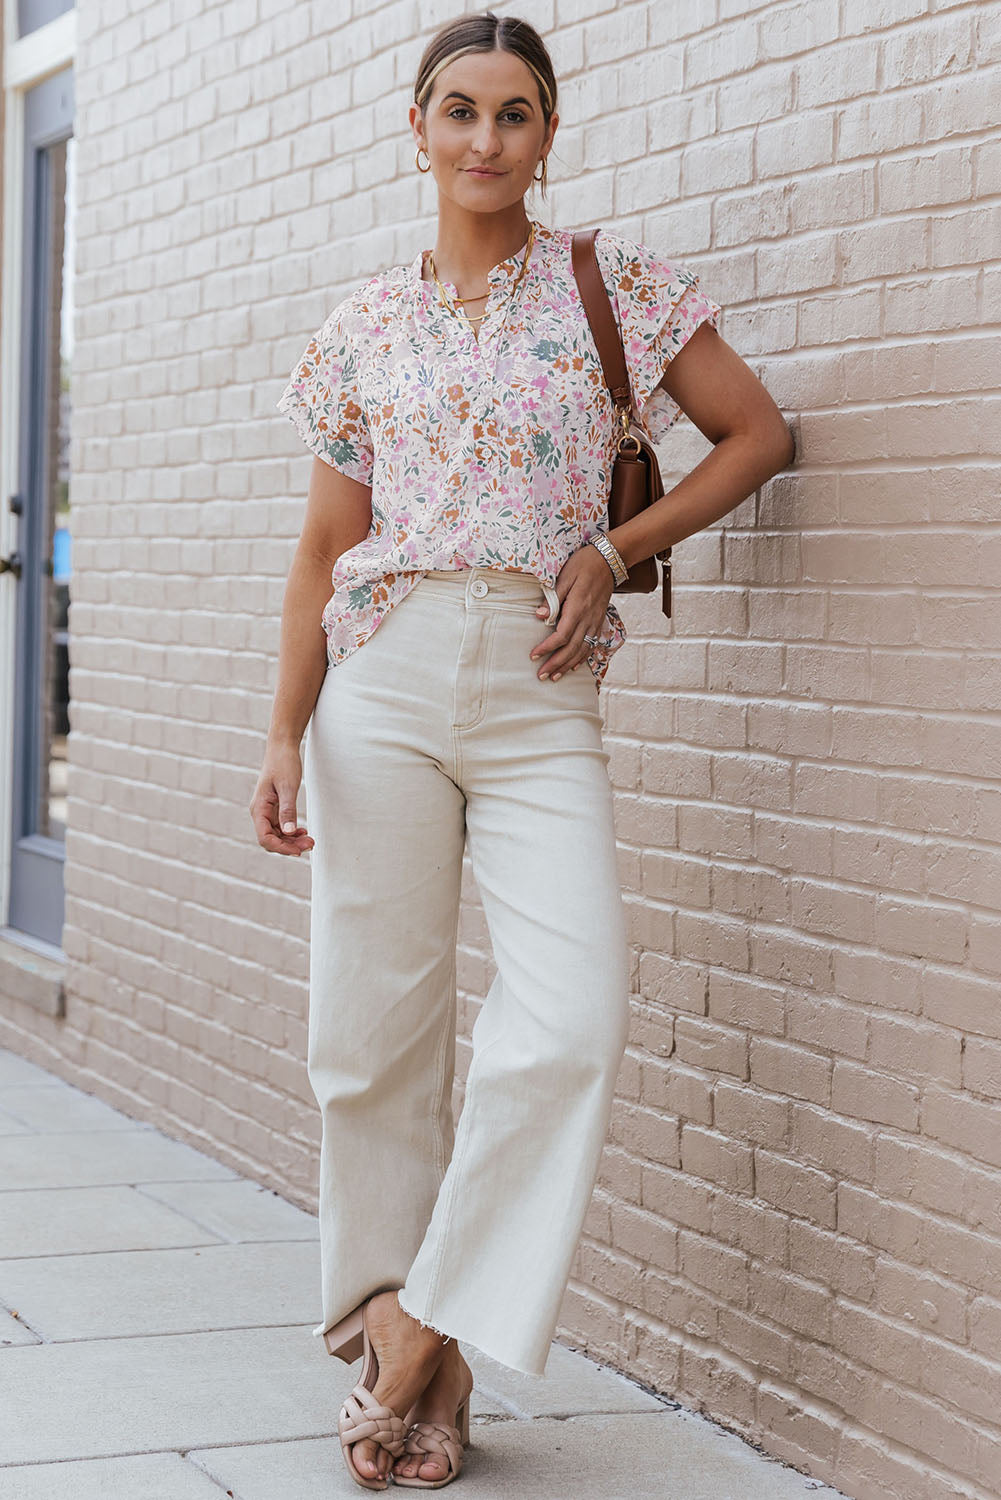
[{"left": 8, "top": 68, "right": 75, "bottom": 947}]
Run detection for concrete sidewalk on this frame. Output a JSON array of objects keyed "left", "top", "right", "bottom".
[{"left": 0, "top": 1046, "right": 845, "bottom": 1499}]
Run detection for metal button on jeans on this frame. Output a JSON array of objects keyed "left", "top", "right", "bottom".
[{"left": 470, "top": 578, "right": 489, "bottom": 598}]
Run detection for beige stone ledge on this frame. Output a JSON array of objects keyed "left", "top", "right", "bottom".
[{"left": 0, "top": 931, "right": 66, "bottom": 1019}]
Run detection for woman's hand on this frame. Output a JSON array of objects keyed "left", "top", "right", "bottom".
[
  {"left": 250, "top": 739, "right": 315, "bottom": 857},
  {"left": 530, "top": 544, "right": 616, "bottom": 681}
]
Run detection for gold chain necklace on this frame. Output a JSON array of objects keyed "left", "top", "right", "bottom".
[{"left": 427, "top": 221, "right": 536, "bottom": 331}]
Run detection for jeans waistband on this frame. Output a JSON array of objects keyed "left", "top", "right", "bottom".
[{"left": 415, "top": 567, "right": 561, "bottom": 624}]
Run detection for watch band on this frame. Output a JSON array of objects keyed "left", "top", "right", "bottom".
[{"left": 588, "top": 532, "right": 629, "bottom": 587}]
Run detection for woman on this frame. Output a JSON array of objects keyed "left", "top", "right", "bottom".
[{"left": 253, "top": 10, "right": 794, "bottom": 1490}]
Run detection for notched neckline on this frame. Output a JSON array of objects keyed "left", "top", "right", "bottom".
[{"left": 410, "top": 217, "right": 549, "bottom": 306}]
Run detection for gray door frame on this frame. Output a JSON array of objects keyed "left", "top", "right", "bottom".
[{"left": 7, "top": 65, "right": 74, "bottom": 946}]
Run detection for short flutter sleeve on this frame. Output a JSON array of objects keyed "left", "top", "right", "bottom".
[
  {"left": 276, "top": 297, "right": 375, "bottom": 486},
  {"left": 594, "top": 229, "right": 722, "bottom": 444}
]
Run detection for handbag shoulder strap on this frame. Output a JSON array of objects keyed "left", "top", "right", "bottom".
[{"left": 571, "top": 228, "right": 633, "bottom": 414}]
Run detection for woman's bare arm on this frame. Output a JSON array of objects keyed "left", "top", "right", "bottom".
[
  {"left": 607, "top": 322, "right": 796, "bottom": 570},
  {"left": 250, "top": 457, "right": 372, "bottom": 856},
  {"left": 529, "top": 324, "right": 796, "bottom": 682},
  {"left": 267, "top": 457, "right": 373, "bottom": 747}
]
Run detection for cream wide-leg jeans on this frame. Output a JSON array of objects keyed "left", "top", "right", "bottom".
[{"left": 301, "top": 565, "right": 631, "bottom": 1377}]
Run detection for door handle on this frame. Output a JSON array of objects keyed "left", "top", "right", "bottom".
[{"left": 0, "top": 551, "right": 23, "bottom": 577}]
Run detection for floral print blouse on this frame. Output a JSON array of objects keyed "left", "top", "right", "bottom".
[{"left": 276, "top": 217, "right": 721, "bottom": 690}]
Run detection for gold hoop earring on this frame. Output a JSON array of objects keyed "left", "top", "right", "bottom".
[
  {"left": 533, "top": 158, "right": 547, "bottom": 187},
  {"left": 416, "top": 146, "right": 431, "bottom": 173}
]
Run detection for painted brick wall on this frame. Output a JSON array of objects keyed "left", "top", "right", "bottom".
[{"left": 2, "top": 3, "right": 999, "bottom": 1497}]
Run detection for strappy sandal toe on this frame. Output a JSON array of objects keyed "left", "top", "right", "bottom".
[
  {"left": 392, "top": 1380, "right": 473, "bottom": 1489},
  {"left": 325, "top": 1296, "right": 410, "bottom": 1491}
]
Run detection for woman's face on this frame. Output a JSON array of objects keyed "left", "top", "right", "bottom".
[{"left": 411, "top": 50, "right": 557, "bottom": 211}]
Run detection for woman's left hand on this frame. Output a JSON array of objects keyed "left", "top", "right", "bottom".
[{"left": 530, "top": 544, "right": 615, "bottom": 681}]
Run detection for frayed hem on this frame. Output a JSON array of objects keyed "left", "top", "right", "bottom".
[
  {"left": 396, "top": 1289, "right": 550, "bottom": 1379},
  {"left": 396, "top": 1290, "right": 454, "bottom": 1344}
]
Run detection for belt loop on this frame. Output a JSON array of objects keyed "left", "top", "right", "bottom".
[{"left": 542, "top": 581, "right": 561, "bottom": 627}]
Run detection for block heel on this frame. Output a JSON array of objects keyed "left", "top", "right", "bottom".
[{"left": 323, "top": 1302, "right": 365, "bottom": 1364}]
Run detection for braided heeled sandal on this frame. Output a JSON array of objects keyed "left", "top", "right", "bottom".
[
  {"left": 326, "top": 1297, "right": 415, "bottom": 1491},
  {"left": 393, "top": 1373, "right": 474, "bottom": 1489}
]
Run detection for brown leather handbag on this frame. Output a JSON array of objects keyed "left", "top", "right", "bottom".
[{"left": 571, "top": 227, "right": 673, "bottom": 617}]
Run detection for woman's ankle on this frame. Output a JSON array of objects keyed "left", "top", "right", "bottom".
[{"left": 394, "top": 1295, "right": 452, "bottom": 1347}]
